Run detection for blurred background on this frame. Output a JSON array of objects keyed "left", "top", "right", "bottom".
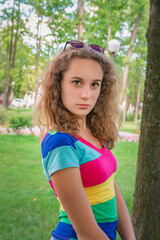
[{"left": 0, "top": 0, "right": 149, "bottom": 131}]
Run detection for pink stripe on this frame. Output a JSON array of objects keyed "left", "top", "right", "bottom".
[
  {"left": 48, "top": 180, "right": 58, "bottom": 197},
  {"left": 41, "top": 133, "right": 47, "bottom": 144},
  {"left": 80, "top": 150, "right": 117, "bottom": 188},
  {"left": 75, "top": 134, "right": 104, "bottom": 153}
]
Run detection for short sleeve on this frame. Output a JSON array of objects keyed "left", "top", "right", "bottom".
[{"left": 41, "top": 132, "right": 80, "bottom": 179}]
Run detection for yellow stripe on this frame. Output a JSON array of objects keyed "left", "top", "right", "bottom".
[
  {"left": 57, "top": 197, "right": 65, "bottom": 211},
  {"left": 84, "top": 173, "right": 115, "bottom": 205},
  {"left": 59, "top": 173, "right": 115, "bottom": 211}
]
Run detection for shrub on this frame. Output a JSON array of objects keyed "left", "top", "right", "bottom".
[
  {"left": 126, "top": 113, "right": 141, "bottom": 121},
  {"left": 8, "top": 108, "right": 33, "bottom": 119},
  {"left": 0, "top": 108, "right": 8, "bottom": 124},
  {"left": 8, "top": 115, "right": 32, "bottom": 135}
]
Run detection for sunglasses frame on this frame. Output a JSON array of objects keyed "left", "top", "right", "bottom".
[{"left": 63, "top": 40, "right": 104, "bottom": 53}]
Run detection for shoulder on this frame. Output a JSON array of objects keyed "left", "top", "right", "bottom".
[
  {"left": 41, "top": 131, "right": 80, "bottom": 176},
  {"left": 41, "top": 131, "right": 78, "bottom": 159}
]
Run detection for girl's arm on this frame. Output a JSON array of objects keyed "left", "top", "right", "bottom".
[
  {"left": 114, "top": 181, "right": 136, "bottom": 240},
  {"left": 51, "top": 167, "right": 109, "bottom": 240}
]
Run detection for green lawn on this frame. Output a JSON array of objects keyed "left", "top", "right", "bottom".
[
  {"left": 119, "top": 121, "right": 141, "bottom": 134},
  {"left": 0, "top": 135, "right": 138, "bottom": 240}
]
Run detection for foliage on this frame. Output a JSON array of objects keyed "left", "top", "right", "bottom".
[
  {"left": 8, "top": 114, "right": 32, "bottom": 134},
  {"left": 125, "top": 113, "right": 141, "bottom": 122},
  {"left": 0, "top": 108, "right": 8, "bottom": 124},
  {"left": 0, "top": 0, "right": 77, "bottom": 107},
  {"left": 84, "top": 0, "right": 128, "bottom": 47},
  {"left": 0, "top": 135, "right": 138, "bottom": 240},
  {"left": 0, "top": 108, "right": 34, "bottom": 127},
  {"left": 0, "top": 0, "right": 149, "bottom": 111}
]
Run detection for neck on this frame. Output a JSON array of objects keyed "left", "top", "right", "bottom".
[{"left": 78, "top": 117, "right": 88, "bottom": 134}]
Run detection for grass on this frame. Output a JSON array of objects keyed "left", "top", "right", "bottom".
[
  {"left": 0, "top": 135, "right": 59, "bottom": 240},
  {"left": 113, "top": 141, "right": 138, "bottom": 215},
  {"left": 0, "top": 135, "right": 139, "bottom": 240},
  {"left": 119, "top": 120, "right": 141, "bottom": 134}
]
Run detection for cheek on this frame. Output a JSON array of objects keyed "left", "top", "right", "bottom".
[
  {"left": 61, "top": 89, "right": 74, "bottom": 108},
  {"left": 60, "top": 83, "right": 68, "bottom": 103},
  {"left": 93, "top": 89, "right": 101, "bottom": 101}
]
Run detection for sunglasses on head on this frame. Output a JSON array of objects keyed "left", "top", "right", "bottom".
[{"left": 63, "top": 40, "right": 104, "bottom": 53}]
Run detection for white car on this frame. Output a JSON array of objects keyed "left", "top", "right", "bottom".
[{"left": 11, "top": 98, "right": 27, "bottom": 108}]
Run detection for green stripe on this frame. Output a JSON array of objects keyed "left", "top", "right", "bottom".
[
  {"left": 59, "top": 209, "right": 71, "bottom": 224},
  {"left": 49, "top": 130, "right": 57, "bottom": 135},
  {"left": 59, "top": 196, "right": 117, "bottom": 224},
  {"left": 91, "top": 196, "right": 118, "bottom": 223}
]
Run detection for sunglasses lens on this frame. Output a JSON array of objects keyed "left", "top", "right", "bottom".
[
  {"left": 70, "top": 40, "right": 84, "bottom": 48},
  {"left": 64, "top": 41, "right": 104, "bottom": 53},
  {"left": 89, "top": 44, "right": 104, "bottom": 53}
]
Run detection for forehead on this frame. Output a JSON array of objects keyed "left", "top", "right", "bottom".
[{"left": 63, "top": 58, "right": 103, "bottom": 80}]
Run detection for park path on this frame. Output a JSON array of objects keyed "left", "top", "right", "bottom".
[
  {"left": 118, "top": 131, "right": 139, "bottom": 142},
  {"left": 0, "top": 126, "right": 139, "bottom": 142}
]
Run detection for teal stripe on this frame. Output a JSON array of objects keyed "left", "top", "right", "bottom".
[
  {"left": 75, "top": 141, "right": 101, "bottom": 164},
  {"left": 45, "top": 145, "right": 80, "bottom": 176}
]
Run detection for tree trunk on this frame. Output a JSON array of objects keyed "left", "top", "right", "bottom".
[
  {"left": 3, "top": 0, "right": 20, "bottom": 108},
  {"left": 126, "top": 93, "right": 130, "bottom": 113},
  {"left": 77, "top": 0, "right": 84, "bottom": 42},
  {"left": 105, "top": 23, "right": 111, "bottom": 56},
  {"left": 119, "top": 13, "right": 141, "bottom": 103},
  {"left": 133, "top": 70, "right": 138, "bottom": 115},
  {"left": 134, "top": 70, "right": 142, "bottom": 125},
  {"left": 122, "top": 94, "right": 127, "bottom": 126},
  {"left": 132, "top": 1, "right": 160, "bottom": 239},
  {"left": 35, "top": 19, "right": 41, "bottom": 90},
  {"left": 3, "top": 0, "right": 15, "bottom": 108},
  {"left": 34, "top": 5, "right": 43, "bottom": 104}
]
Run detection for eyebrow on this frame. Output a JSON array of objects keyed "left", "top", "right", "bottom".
[{"left": 71, "top": 76, "right": 102, "bottom": 82}]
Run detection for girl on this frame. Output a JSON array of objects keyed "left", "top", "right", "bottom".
[{"left": 37, "top": 40, "right": 135, "bottom": 240}]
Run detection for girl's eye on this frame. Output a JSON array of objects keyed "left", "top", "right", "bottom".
[
  {"left": 73, "top": 80, "right": 81, "bottom": 85},
  {"left": 92, "top": 82, "right": 99, "bottom": 87}
]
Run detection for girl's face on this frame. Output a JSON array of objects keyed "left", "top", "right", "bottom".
[{"left": 61, "top": 58, "right": 103, "bottom": 120}]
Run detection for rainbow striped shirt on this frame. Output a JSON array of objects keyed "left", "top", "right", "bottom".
[{"left": 41, "top": 131, "right": 118, "bottom": 240}]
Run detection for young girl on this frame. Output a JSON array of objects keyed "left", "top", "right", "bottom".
[{"left": 37, "top": 40, "right": 135, "bottom": 240}]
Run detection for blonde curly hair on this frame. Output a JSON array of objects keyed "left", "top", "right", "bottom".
[{"left": 35, "top": 45, "right": 120, "bottom": 149}]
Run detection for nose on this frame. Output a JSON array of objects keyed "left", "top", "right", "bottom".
[{"left": 80, "top": 86, "right": 91, "bottom": 99}]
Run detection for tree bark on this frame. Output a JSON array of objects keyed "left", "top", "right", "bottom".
[
  {"left": 133, "top": 70, "right": 138, "bottom": 116},
  {"left": 122, "top": 94, "right": 127, "bottom": 126},
  {"left": 34, "top": 5, "right": 43, "bottom": 104},
  {"left": 134, "top": 70, "right": 142, "bottom": 125},
  {"left": 132, "top": 1, "right": 160, "bottom": 239},
  {"left": 3, "top": 0, "right": 15, "bottom": 108},
  {"left": 35, "top": 18, "right": 41, "bottom": 89},
  {"left": 77, "top": 0, "right": 84, "bottom": 42},
  {"left": 119, "top": 13, "right": 142, "bottom": 103}
]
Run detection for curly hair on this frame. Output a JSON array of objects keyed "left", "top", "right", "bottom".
[{"left": 35, "top": 45, "right": 120, "bottom": 149}]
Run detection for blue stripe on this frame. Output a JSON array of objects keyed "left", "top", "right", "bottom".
[
  {"left": 51, "top": 221, "right": 117, "bottom": 240},
  {"left": 41, "top": 132, "right": 78, "bottom": 158}
]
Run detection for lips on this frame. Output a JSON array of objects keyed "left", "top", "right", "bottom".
[{"left": 77, "top": 104, "right": 90, "bottom": 108}]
